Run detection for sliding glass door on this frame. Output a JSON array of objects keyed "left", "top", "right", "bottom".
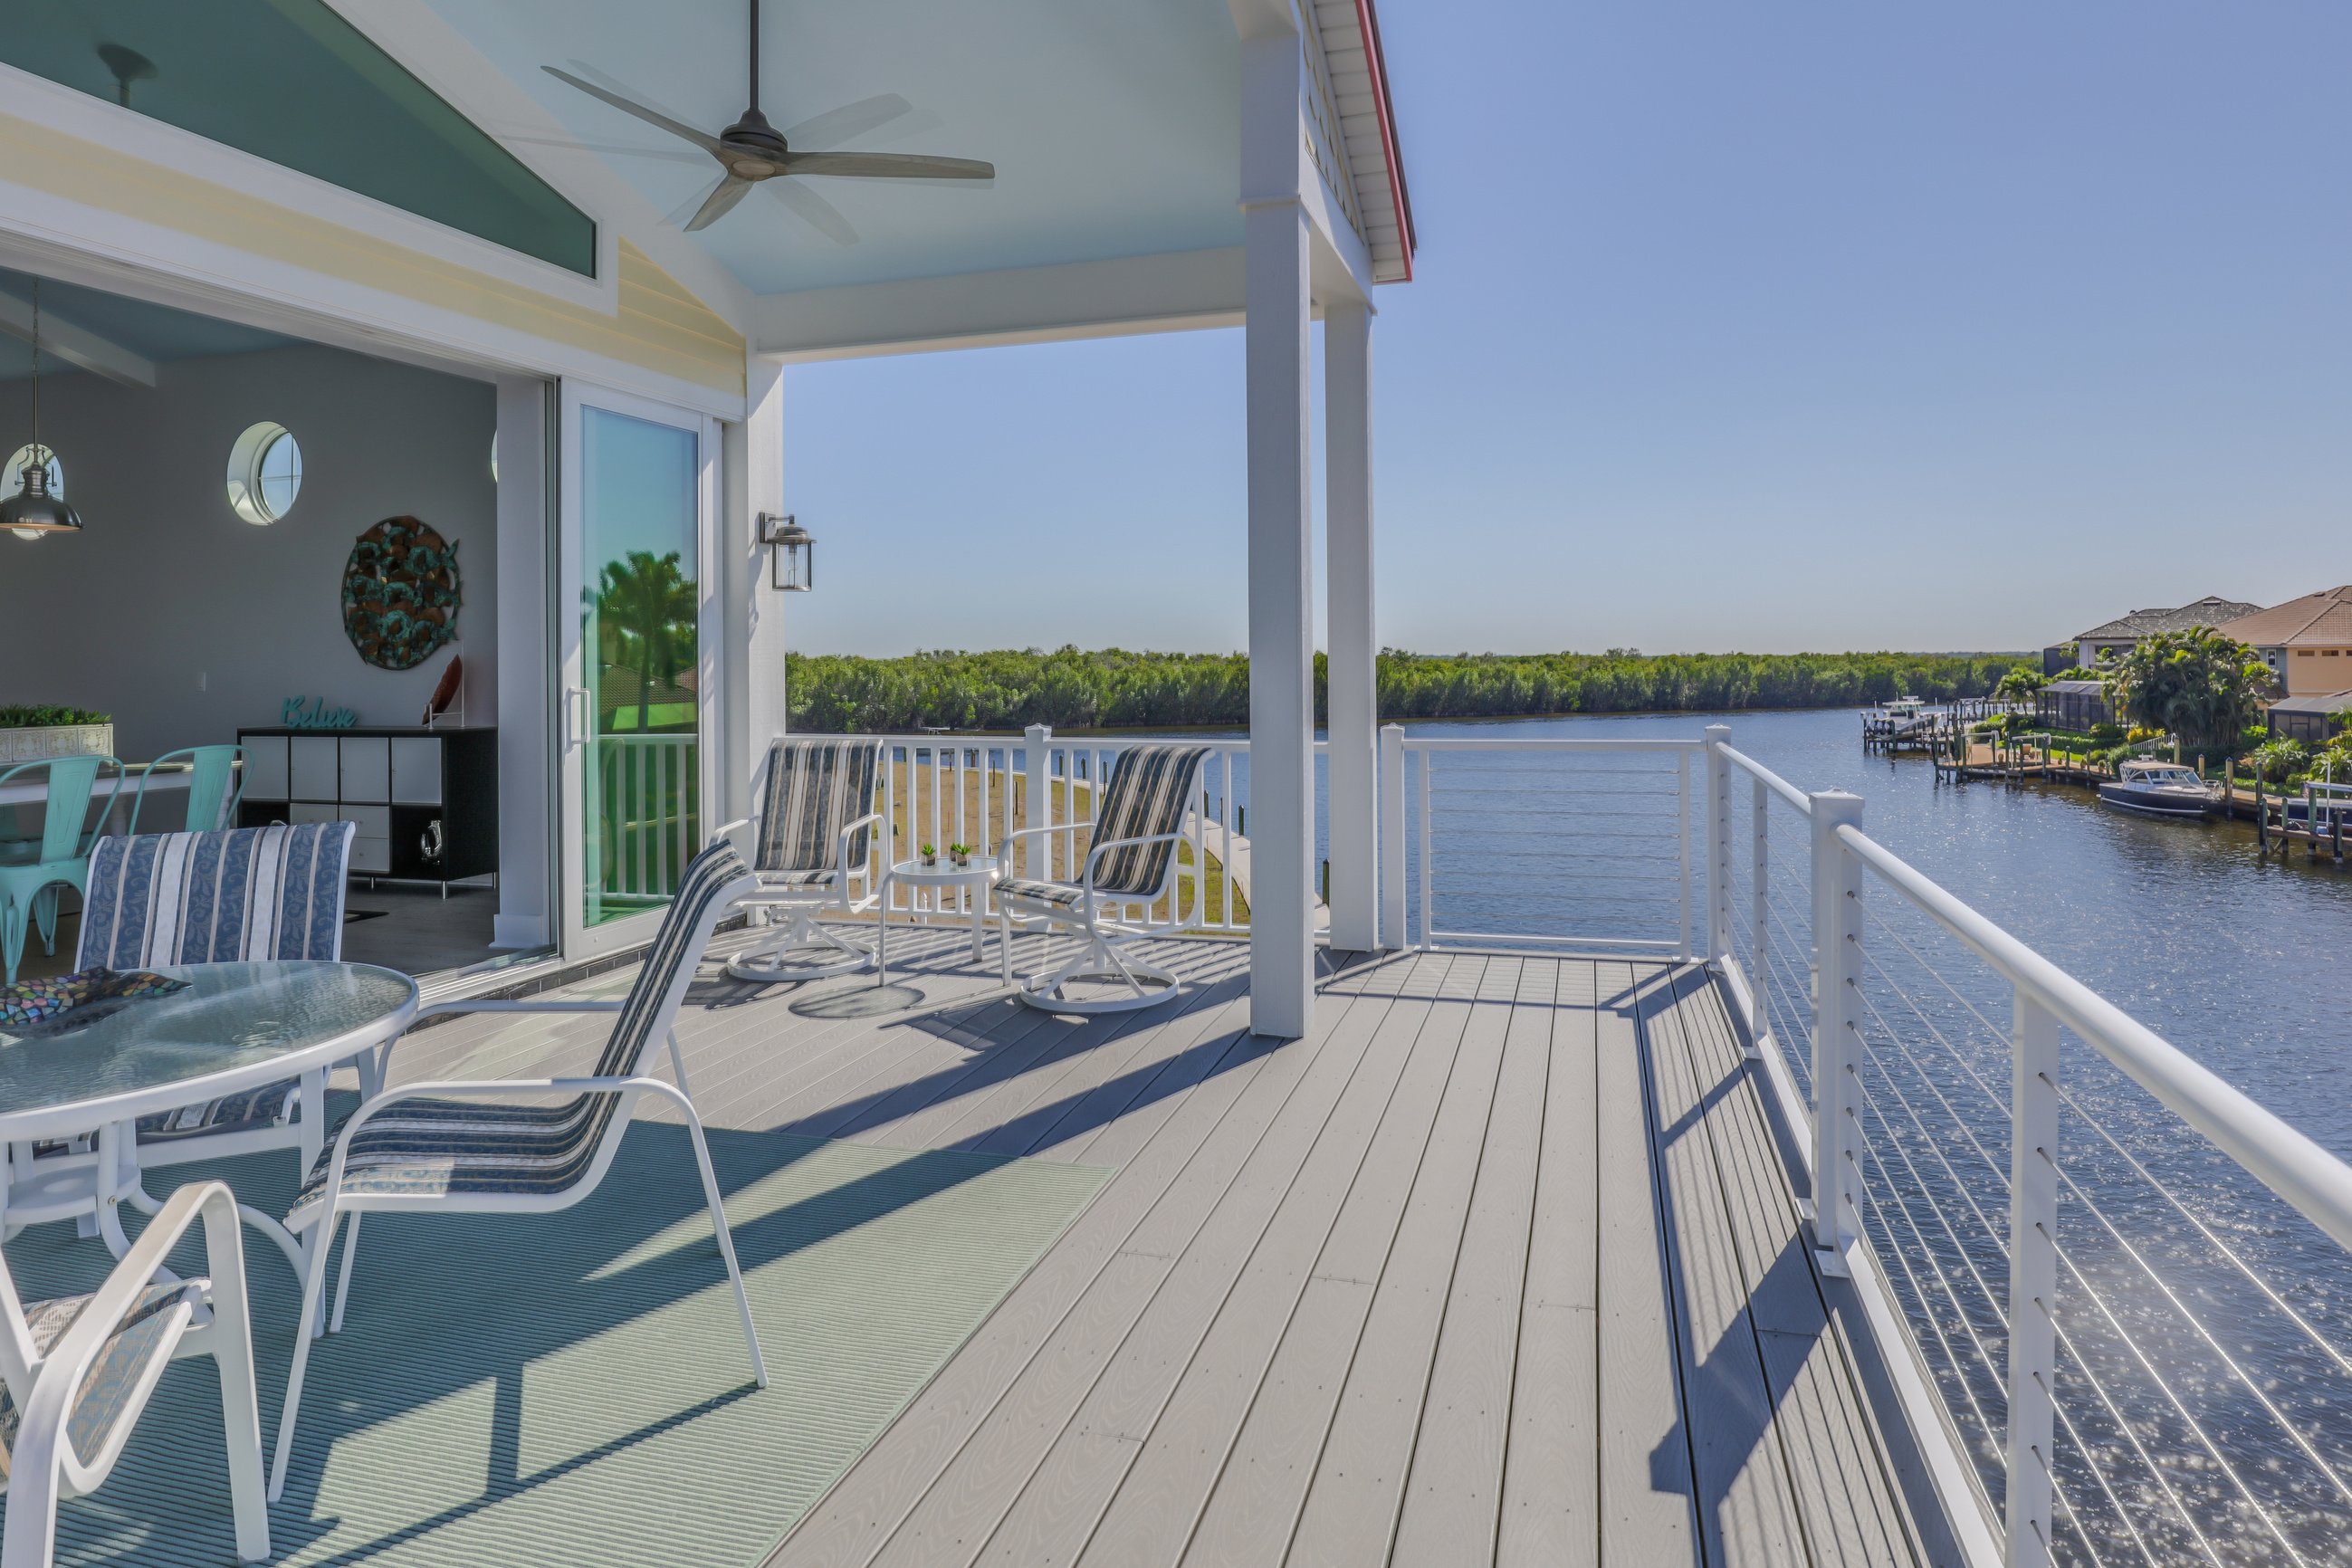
[{"left": 557, "top": 382, "right": 718, "bottom": 956}]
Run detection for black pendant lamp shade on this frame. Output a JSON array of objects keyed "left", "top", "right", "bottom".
[{"left": 5, "top": 281, "right": 81, "bottom": 540}]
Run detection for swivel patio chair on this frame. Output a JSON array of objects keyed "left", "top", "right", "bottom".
[
  {"left": 712, "top": 737, "right": 884, "bottom": 981},
  {"left": 266, "top": 839, "right": 767, "bottom": 1502},
  {"left": 0, "top": 1181, "right": 270, "bottom": 1568},
  {"left": 124, "top": 745, "right": 245, "bottom": 835},
  {"left": 0, "top": 756, "right": 125, "bottom": 986},
  {"left": 996, "top": 744, "right": 1211, "bottom": 1014},
  {"left": 70, "top": 824, "right": 359, "bottom": 1257}
]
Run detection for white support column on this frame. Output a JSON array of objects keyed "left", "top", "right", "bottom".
[
  {"left": 724, "top": 354, "right": 789, "bottom": 829},
  {"left": 1324, "top": 299, "right": 1377, "bottom": 954},
  {"left": 492, "top": 376, "right": 551, "bottom": 951},
  {"left": 1245, "top": 195, "right": 1316, "bottom": 1038}
]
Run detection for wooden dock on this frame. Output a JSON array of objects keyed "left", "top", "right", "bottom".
[{"left": 403, "top": 931, "right": 1949, "bottom": 1567}]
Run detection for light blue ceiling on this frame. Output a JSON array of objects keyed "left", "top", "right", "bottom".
[
  {"left": 0, "top": 267, "right": 296, "bottom": 380},
  {"left": 423, "top": 0, "right": 1244, "bottom": 296}
]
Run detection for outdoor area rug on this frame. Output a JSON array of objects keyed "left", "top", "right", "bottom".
[{"left": 3, "top": 1123, "right": 1110, "bottom": 1567}]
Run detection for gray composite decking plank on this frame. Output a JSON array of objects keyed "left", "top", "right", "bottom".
[
  {"left": 1635, "top": 964, "right": 1811, "bottom": 1566},
  {"left": 1388, "top": 957, "right": 1558, "bottom": 1566},
  {"left": 848, "top": 977, "right": 1382, "bottom": 1567},
  {"left": 962, "top": 960, "right": 1430, "bottom": 1567},
  {"left": 768, "top": 989, "right": 1279, "bottom": 1568},
  {"left": 1497, "top": 957, "right": 1602, "bottom": 1568},
  {"left": 928, "top": 955, "right": 1250, "bottom": 1157},
  {"left": 1593, "top": 960, "right": 1702, "bottom": 1566},
  {"left": 1666, "top": 967, "right": 1923, "bottom": 1567},
  {"left": 1076, "top": 951, "right": 1466, "bottom": 1565},
  {"left": 1284, "top": 957, "right": 1518, "bottom": 1566},
  {"left": 1176, "top": 953, "right": 1490, "bottom": 1568}
]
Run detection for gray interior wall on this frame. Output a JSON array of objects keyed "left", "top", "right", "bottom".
[{"left": 0, "top": 343, "right": 497, "bottom": 760}]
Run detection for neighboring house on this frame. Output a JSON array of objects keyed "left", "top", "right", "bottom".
[
  {"left": 2218, "top": 586, "right": 2352, "bottom": 695},
  {"left": 2067, "top": 595, "right": 2265, "bottom": 668},
  {"left": 2267, "top": 691, "right": 2352, "bottom": 745}
]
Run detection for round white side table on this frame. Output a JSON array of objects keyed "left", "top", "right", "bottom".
[{"left": 875, "top": 856, "right": 1005, "bottom": 987}]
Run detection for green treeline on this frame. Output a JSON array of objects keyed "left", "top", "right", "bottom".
[{"left": 785, "top": 648, "right": 2032, "bottom": 732}]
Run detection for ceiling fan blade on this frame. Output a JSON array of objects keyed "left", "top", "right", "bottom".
[
  {"left": 781, "top": 151, "right": 994, "bottom": 180},
  {"left": 500, "top": 130, "right": 708, "bottom": 166},
  {"left": 543, "top": 66, "right": 724, "bottom": 156},
  {"left": 779, "top": 93, "right": 913, "bottom": 149},
  {"left": 666, "top": 177, "right": 725, "bottom": 227},
  {"left": 684, "top": 176, "right": 755, "bottom": 232},
  {"left": 766, "top": 179, "right": 860, "bottom": 246}
]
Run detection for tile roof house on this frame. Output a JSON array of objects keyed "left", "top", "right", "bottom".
[
  {"left": 2068, "top": 595, "right": 2265, "bottom": 667},
  {"left": 2218, "top": 586, "right": 2352, "bottom": 694}
]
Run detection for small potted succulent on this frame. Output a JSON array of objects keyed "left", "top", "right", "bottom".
[
  {"left": 919, "top": 841, "right": 939, "bottom": 867},
  {"left": 949, "top": 842, "right": 972, "bottom": 869}
]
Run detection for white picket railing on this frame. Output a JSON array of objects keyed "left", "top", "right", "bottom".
[
  {"left": 592, "top": 733, "right": 699, "bottom": 906},
  {"left": 855, "top": 729, "right": 1267, "bottom": 934}
]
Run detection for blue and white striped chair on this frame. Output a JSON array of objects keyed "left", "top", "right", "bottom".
[
  {"left": 996, "top": 745, "right": 1212, "bottom": 1014},
  {"left": 0, "top": 1182, "right": 269, "bottom": 1568},
  {"left": 712, "top": 738, "right": 884, "bottom": 982},
  {"left": 265, "top": 840, "right": 766, "bottom": 1503},
  {"left": 77, "top": 825, "right": 361, "bottom": 1194}
]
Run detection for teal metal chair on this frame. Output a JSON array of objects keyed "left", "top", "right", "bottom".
[
  {"left": 0, "top": 755, "right": 124, "bottom": 984},
  {"left": 125, "top": 744, "right": 244, "bottom": 835}
]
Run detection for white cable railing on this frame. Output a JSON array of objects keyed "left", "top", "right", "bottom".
[
  {"left": 1383, "top": 729, "right": 1701, "bottom": 956},
  {"left": 1708, "top": 726, "right": 2352, "bottom": 1568}
]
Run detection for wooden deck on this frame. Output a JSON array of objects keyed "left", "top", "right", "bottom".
[{"left": 400, "top": 930, "right": 1942, "bottom": 1568}]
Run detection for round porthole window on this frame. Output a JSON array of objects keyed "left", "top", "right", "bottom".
[{"left": 226, "top": 422, "right": 301, "bottom": 525}]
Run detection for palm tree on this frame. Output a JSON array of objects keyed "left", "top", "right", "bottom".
[
  {"left": 596, "top": 550, "right": 694, "bottom": 731},
  {"left": 2102, "top": 627, "right": 2271, "bottom": 754}
]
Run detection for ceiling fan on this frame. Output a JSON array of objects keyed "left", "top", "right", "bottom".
[{"left": 542, "top": 0, "right": 992, "bottom": 242}]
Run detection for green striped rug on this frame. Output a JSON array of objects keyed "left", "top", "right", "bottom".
[{"left": 5, "top": 1125, "right": 1108, "bottom": 1567}]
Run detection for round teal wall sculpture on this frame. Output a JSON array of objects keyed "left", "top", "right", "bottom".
[{"left": 341, "top": 515, "right": 461, "bottom": 671}]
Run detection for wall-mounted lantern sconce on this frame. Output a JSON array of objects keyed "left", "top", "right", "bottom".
[{"left": 760, "top": 512, "right": 813, "bottom": 592}]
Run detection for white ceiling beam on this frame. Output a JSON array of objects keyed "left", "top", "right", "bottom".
[
  {"left": 0, "top": 293, "right": 158, "bottom": 386},
  {"left": 750, "top": 248, "right": 1248, "bottom": 363}
]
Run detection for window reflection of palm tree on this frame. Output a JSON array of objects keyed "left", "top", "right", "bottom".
[{"left": 598, "top": 550, "right": 693, "bottom": 731}]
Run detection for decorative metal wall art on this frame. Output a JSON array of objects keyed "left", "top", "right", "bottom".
[{"left": 341, "top": 516, "right": 461, "bottom": 671}]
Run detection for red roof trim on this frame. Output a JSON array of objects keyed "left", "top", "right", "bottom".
[{"left": 1353, "top": 0, "right": 1415, "bottom": 281}]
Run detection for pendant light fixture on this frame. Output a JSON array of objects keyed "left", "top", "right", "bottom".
[{"left": 4, "top": 281, "right": 82, "bottom": 540}]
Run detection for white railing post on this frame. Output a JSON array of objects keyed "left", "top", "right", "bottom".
[
  {"left": 1379, "top": 724, "right": 1405, "bottom": 949},
  {"left": 1417, "top": 751, "right": 1433, "bottom": 950},
  {"left": 1677, "top": 749, "right": 1692, "bottom": 960},
  {"left": 1704, "top": 726, "right": 1732, "bottom": 967},
  {"left": 1023, "top": 724, "right": 1050, "bottom": 881},
  {"left": 1807, "top": 789, "right": 1864, "bottom": 1276},
  {"left": 1749, "top": 774, "right": 1770, "bottom": 1062},
  {"left": 2006, "top": 990, "right": 2059, "bottom": 1568}
]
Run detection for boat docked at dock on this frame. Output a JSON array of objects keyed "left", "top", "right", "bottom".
[{"left": 2098, "top": 758, "right": 2221, "bottom": 819}]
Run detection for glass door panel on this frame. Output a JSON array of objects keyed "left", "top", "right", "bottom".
[{"left": 559, "top": 386, "right": 716, "bottom": 954}]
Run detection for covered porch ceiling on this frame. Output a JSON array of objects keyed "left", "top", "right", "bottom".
[{"left": 405, "top": 0, "right": 1411, "bottom": 358}]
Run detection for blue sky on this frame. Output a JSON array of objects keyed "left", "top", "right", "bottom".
[{"left": 782, "top": 2, "right": 2352, "bottom": 657}]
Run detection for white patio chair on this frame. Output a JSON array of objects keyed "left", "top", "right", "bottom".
[
  {"left": 265, "top": 840, "right": 767, "bottom": 1503},
  {"left": 712, "top": 737, "right": 884, "bottom": 982},
  {"left": 1, "top": 1181, "right": 269, "bottom": 1568},
  {"left": 4, "top": 826, "right": 359, "bottom": 1264},
  {"left": 996, "top": 744, "right": 1212, "bottom": 1014}
]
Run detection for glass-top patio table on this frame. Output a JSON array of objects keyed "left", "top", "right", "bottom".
[{"left": 0, "top": 961, "right": 418, "bottom": 1264}]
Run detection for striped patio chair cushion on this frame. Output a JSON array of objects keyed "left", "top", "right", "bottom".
[
  {"left": 754, "top": 739, "right": 880, "bottom": 875},
  {"left": 77, "top": 824, "right": 352, "bottom": 969},
  {"left": 995, "top": 877, "right": 1088, "bottom": 910},
  {"left": 1085, "top": 746, "right": 1210, "bottom": 898},
  {"left": 754, "top": 868, "right": 838, "bottom": 890},
  {"left": 286, "top": 842, "right": 753, "bottom": 1221},
  {"left": 0, "top": 1279, "right": 203, "bottom": 1476},
  {"left": 71, "top": 825, "right": 352, "bottom": 1145}
]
